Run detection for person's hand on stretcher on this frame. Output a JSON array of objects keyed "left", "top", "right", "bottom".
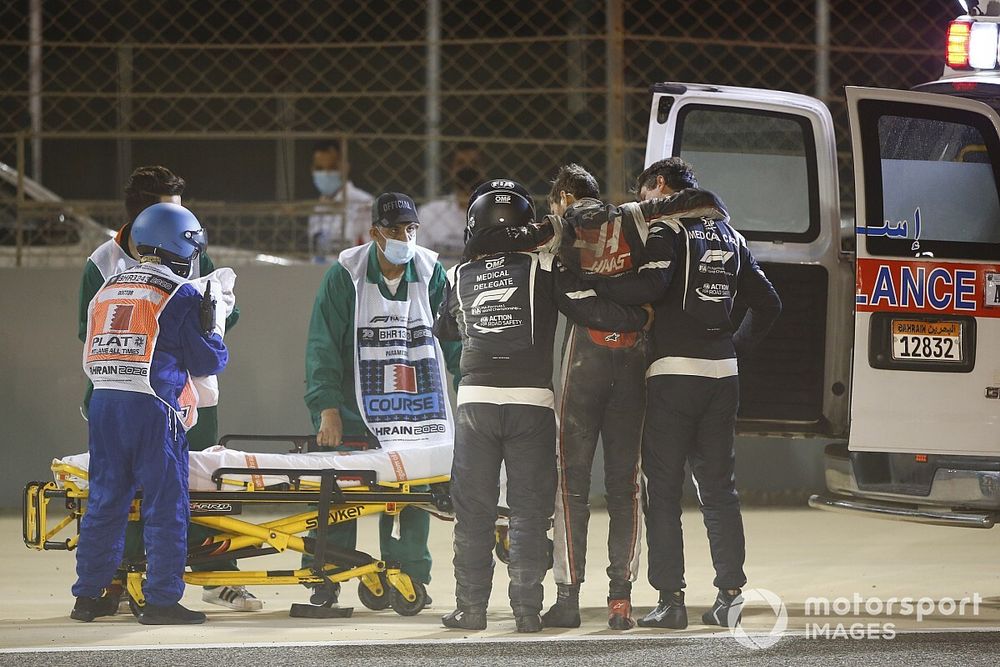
[{"left": 317, "top": 408, "right": 343, "bottom": 449}]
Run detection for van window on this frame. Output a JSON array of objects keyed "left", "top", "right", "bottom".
[
  {"left": 860, "top": 101, "right": 1000, "bottom": 260},
  {"left": 674, "top": 105, "right": 819, "bottom": 242}
]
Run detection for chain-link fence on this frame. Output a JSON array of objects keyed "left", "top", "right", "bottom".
[{"left": 0, "top": 0, "right": 957, "bottom": 265}]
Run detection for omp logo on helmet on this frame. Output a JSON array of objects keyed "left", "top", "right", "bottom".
[
  {"left": 495, "top": 194, "right": 511, "bottom": 204},
  {"left": 700, "top": 249, "right": 735, "bottom": 264},
  {"left": 384, "top": 363, "right": 418, "bottom": 394},
  {"left": 106, "top": 304, "right": 134, "bottom": 331},
  {"left": 471, "top": 287, "right": 517, "bottom": 309}
]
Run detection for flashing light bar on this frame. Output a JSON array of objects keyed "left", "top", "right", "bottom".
[
  {"left": 947, "top": 19, "right": 1000, "bottom": 71},
  {"left": 947, "top": 20, "right": 972, "bottom": 69},
  {"left": 970, "top": 21, "right": 999, "bottom": 69}
]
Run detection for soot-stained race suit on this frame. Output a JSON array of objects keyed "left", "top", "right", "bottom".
[
  {"left": 592, "top": 208, "right": 781, "bottom": 594},
  {"left": 467, "top": 189, "right": 728, "bottom": 598},
  {"left": 73, "top": 262, "right": 228, "bottom": 607},
  {"left": 433, "top": 250, "right": 649, "bottom": 617}
]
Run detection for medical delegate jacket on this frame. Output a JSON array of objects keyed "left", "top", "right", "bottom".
[
  {"left": 434, "top": 251, "right": 650, "bottom": 398},
  {"left": 305, "top": 243, "right": 462, "bottom": 441}
]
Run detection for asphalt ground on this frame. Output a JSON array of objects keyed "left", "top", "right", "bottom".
[{"left": 3, "top": 508, "right": 999, "bottom": 664}]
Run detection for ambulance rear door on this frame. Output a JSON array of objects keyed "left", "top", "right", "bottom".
[
  {"left": 848, "top": 86, "right": 1000, "bottom": 456},
  {"left": 645, "top": 83, "right": 852, "bottom": 437}
]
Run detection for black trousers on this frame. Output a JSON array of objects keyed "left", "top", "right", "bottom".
[
  {"left": 552, "top": 324, "right": 644, "bottom": 596},
  {"left": 451, "top": 401, "right": 556, "bottom": 616},
  {"left": 642, "top": 373, "right": 746, "bottom": 593}
]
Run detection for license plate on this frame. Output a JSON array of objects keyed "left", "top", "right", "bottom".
[{"left": 891, "top": 320, "right": 962, "bottom": 362}]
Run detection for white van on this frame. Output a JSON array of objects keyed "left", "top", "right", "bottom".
[{"left": 643, "top": 10, "right": 1000, "bottom": 528}]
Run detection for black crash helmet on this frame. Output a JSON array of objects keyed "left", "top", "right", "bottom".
[{"left": 464, "top": 178, "right": 535, "bottom": 244}]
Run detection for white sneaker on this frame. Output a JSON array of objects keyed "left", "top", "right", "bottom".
[{"left": 202, "top": 585, "right": 263, "bottom": 611}]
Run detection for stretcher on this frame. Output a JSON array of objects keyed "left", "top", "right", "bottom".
[{"left": 23, "top": 434, "right": 458, "bottom": 619}]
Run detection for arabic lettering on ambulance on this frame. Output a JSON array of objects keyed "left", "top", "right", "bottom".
[
  {"left": 856, "top": 207, "right": 922, "bottom": 251},
  {"left": 892, "top": 321, "right": 957, "bottom": 336}
]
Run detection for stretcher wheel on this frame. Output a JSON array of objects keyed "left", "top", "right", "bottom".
[
  {"left": 389, "top": 581, "right": 427, "bottom": 616},
  {"left": 128, "top": 596, "right": 143, "bottom": 618},
  {"left": 494, "top": 526, "right": 510, "bottom": 565},
  {"left": 358, "top": 573, "right": 391, "bottom": 611}
]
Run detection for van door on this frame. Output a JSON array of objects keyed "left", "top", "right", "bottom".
[
  {"left": 848, "top": 86, "right": 1000, "bottom": 457},
  {"left": 645, "top": 83, "right": 852, "bottom": 437}
]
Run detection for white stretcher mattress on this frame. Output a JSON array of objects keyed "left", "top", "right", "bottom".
[{"left": 53, "top": 443, "right": 453, "bottom": 491}]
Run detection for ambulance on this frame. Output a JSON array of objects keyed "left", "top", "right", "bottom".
[{"left": 643, "top": 4, "right": 1000, "bottom": 528}]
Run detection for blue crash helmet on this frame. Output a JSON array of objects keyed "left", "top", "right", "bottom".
[{"left": 131, "top": 202, "right": 207, "bottom": 278}]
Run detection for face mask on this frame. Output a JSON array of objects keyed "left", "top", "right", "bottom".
[
  {"left": 378, "top": 229, "right": 417, "bottom": 265},
  {"left": 312, "top": 170, "right": 343, "bottom": 196}
]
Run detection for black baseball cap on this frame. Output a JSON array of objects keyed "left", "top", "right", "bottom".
[{"left": 372, "top": 192, "right": 420, "bottom": 228}]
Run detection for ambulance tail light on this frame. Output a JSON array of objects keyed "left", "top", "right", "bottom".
[{"left": 947, "top": 20, "right": 973, "bottom": 70}]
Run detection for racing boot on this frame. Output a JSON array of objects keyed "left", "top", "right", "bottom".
[
  {"left": 702, "top": 588, "right": 743, "bottom": 627},
  {"left": 515, "top": 613, "right": 543, "bottom": 633},
  {"left": 637, "top": 591, "right": 687, "bottom": 629},
  {"left": 138, "top": 602, "right": 207, "bottom": 625},
  {"left": 442, "top": 607, "right": 488, "bottom": 631},
  {"left": 608, "top": 597, "right": 636, "bottom": 630},
  {"left": 541, "top": 584, "right": 580, "bottom": 628},
  {"left": 70, "top": 594, "right": 119, "bottom": 622}
]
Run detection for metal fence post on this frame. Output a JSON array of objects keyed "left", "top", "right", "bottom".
[
  {"left": 28, "top": 0, "right": 42, "bottom": 182},
  {"left": 117, "top": 44, "right": 133, "bottom": 192},
  {"left": 605, "top": 0, "right": 626, "bottom": 202},
  {"left": 815, "top": 0, "right": 830, "bottom": 101},
  {"left": 425, "top": 0, "right": 441, "bottom": 201}
]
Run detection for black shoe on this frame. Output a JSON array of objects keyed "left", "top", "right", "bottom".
[
  {"left": 309, "top": 582, "right": 341, "bottom": 606},
  {"left": 442, "top": 608, "right": 487, "bottom": 630},
  {"left": 138, "top": 602, "right": 207, "bottom": 625},
  {"left": 516, "top": 614, "right": 543, "bottom": 633},
  {"left": 702, "top": 588, "right": 742, "bottom": 627},
  {"left": 541, "top": 584, "right": 581, "bottom": 628},
  {"left": 637, "top": 591, "right": 687, "bottom": 629},
  {"left": 70, "top": 595, "right": 118, "bottom": 622}
]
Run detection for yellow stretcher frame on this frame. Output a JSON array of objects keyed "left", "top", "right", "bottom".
[{"left": 24, "top": 454, "right": 454, "bottom": 619}]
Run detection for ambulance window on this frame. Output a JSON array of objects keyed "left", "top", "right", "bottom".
[
  {"left": 860, "top": 101, "right": 1000, "bottom": 260},
  {"left": 674, "top": 105, "right": 819, "bottom": 242}
]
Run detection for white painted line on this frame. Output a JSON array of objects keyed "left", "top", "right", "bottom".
[{"left": 3, "top": 625, "right": 1000, "bottom": 654}]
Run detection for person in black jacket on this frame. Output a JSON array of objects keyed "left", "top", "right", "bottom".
[
  {"left": 434, "top": 179, "right": 651, "bottom": 633},
  {"left": 461, "top": 165, "right": 729, "bottom": 630},
  {"left": 586, "top": 158, "right": 782, "bottom": 630}
]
